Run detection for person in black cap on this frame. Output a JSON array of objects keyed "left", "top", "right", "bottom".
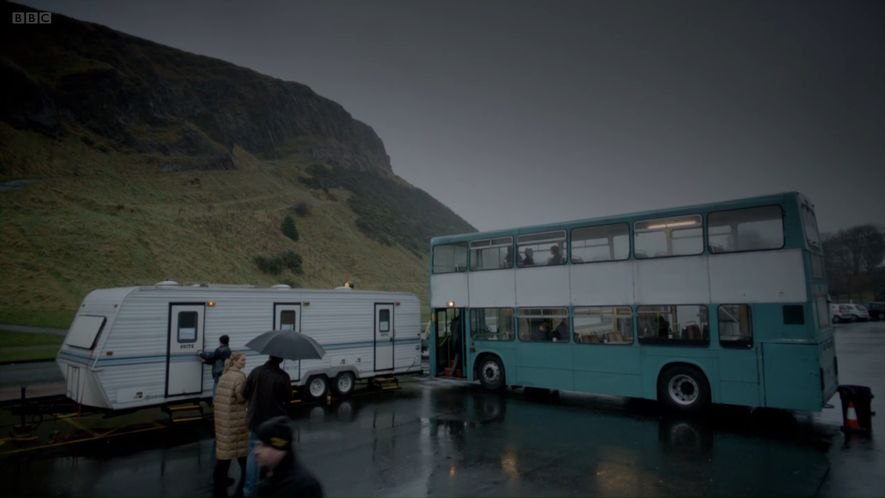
[
  {"left": 253, "top": 416, "right": 324, "bottom": 498},
  {"left": 199, "top": 334, "right": 232, "bottom": 399}
]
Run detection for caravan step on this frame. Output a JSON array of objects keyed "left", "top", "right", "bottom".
[
  {"left": 373, "top": 376, "right": 400, "bottom": 391},
  {"left": 162, "top": 402, "right": 205, "bottom": 423}
]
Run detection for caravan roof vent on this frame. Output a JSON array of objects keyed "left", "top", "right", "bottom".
[
  {"left": 271, "top": 284, "right": 291, "bottom": 289},
  {"left": 155, "top": 280, "right": 180, "bottom": 287}
]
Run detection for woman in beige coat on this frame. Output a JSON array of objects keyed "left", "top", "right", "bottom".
[{"left": 213, "top": 352, "right": 249, "bottom": 495}]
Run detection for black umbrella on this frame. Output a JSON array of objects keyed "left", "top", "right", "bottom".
[{"left": 245, "top": 330, "right": 326, "bottom": 361}]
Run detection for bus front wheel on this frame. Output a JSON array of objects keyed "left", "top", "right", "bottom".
[
  {"left": 659, "top": 365, "right": 710, "bottom": 412},
  {"left": 478, "top": 356, "right": 506, "bottom": 391}
]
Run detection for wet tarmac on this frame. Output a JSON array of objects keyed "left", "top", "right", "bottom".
[{"left": 3, "top": 320, "right": 884, "bottom": 497}]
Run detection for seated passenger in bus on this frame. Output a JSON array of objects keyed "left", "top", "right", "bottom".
[
  {"left": 607, "top": 331, "right": 625, "bottom": 343},
  {"left": 521, "top": 248, "right": 535, "bottom": 266},
  {"left": 552, "top": 319, "right": 568, "bottom": 341},
  {"left": 548, "top": 245, "right": 563, "bottom": 265},
  {"left": 535, "top": 321, "right": 550, "bottom": 340},
  {"left": 503, "top": 247, "right": 513, "bottom": 268},
  {"left": 658, "top": 316, "right": 670, "bottom": 339}
]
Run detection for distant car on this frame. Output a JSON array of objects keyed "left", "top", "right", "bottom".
[
  {"left": 847, "top": 304, "right": 870, "bottom": 322},
  {"left": 831, "top": 304, "right": 856, "bottom": 323},
  {"left": 866, "top": 302, "right": 885, "bottom": 321}
]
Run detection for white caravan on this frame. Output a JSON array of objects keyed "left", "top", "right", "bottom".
[{"left": 56, "top": 282, "right": 422, "bottom": 410}]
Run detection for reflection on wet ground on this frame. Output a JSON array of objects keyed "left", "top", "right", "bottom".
[
  {"left": 4, "top": 321, "right": 884, "bottom": 496},
  {"left": 4, "top": 379, "right": 837, "bottom": 497}
]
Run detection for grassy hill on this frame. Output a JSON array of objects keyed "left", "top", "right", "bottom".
[{"left": 0, "top": 4, "right": 474, "bottom": 327}]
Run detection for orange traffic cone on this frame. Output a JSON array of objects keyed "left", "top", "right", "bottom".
[{"left": 845, "top": 400, "right": 861, "bottom": 430}]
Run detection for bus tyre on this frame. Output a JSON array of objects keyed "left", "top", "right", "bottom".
[
  {"left": 659, "top": 366, "right": 710, "bottom": 413},
  {"left": 333, "top": 371, "right": 355, "bottom": 397},
  {"left": 307, "top": 375, "right": 328, "bottom": 400},
  {"left": 478, "top": 356, "right": 506, "bottom": 391}
]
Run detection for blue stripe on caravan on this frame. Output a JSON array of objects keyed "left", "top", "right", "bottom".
[
  {"left": 58, "top": 350, "right": 94, "bottom": 364},
  {"left": 90, "top": 339, "right": 421, "bottom": 367}
]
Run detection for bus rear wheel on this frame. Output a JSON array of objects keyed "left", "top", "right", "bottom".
[
  {"left": 478, "top": 356, "right": 505, "bottom": 391},
  {"left": 659, "top": 365, "right": 709, "bottom": 413}
]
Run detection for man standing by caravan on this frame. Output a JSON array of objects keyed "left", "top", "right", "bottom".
[
  {"left": 241, "top": 356, "right": 292, "bottom": 496},
  {"left": 199, "top": 335, "right": 231, "bottom": 399}
]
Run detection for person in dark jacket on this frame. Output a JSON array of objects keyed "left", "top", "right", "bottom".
[
  {"left": 253, "top": 416, "right": 323, "bottom": 498},
  {"left": 242, "top": 356, "right": 292, "bottom": 496},
  {"left": 200, "top": 335, "right": 232, "bottom": 398}
]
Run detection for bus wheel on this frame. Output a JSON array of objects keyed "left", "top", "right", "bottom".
[
  {"left": 333, "top": 372, "right": 355, "bottom": 397},
  {"left": 478, "top": 356, "right": 505, "bottom": 391},
  {"left": 659, "top": 366, "right": 709, "bottom": 412},
  {"left": 307, "top": 375, "right": 328, "bottom": 399}
]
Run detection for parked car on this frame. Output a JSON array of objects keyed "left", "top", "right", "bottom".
[
  {"left": 848, "top": 304, "right": 870, "bottom": 321},
  {"left": 831, "top": 304, "right": 857, "bottom": 323},
  {"left": 866, "top": 302, "right": 885, "bottom": 321}
]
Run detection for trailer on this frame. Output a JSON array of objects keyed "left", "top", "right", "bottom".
[{"left": 56, "top": 281, "right": 422, "bottom": 410}]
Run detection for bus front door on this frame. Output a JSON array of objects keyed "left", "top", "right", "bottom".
[{"left": 434, "top": 308, "right": 465, "bottom": 378}]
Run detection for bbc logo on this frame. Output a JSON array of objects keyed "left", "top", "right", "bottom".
[{"left": 11, "top": 12, "right": 52, "bottom": 24}]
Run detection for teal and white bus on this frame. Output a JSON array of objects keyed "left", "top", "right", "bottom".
[{"left": 429, "top": 192, "right": 837, "bottom": 412}]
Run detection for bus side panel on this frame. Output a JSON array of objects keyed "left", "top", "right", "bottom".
[
  {"left": 717, "top": 350, "right": 762, "bottom": 407},
  {"left": 572, "top": 345, "right": 642, "bottom": 397},
  {"left": 431, "top": 273, "right": 468, "bottom": 308},
  {"left": 515, "top": 343, "right": 573, "bottom": 390},
  {"left": 762, "top": 343, "right": 823, "bottom": 410},
  {"left": 819, "top": 337, "right": 838, "bottom": 404}
]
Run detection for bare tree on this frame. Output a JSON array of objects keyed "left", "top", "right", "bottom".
[{"left": 824, "top": 224, "right": 885, "bottom": 299}]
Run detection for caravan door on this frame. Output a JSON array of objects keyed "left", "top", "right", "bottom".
[
  {"left": 374, "top": 303, "right": 394, "bottom": 371},
  {"left": 274, "top": 303, "right": 302, "bottom": 380},
  {"left": 166, "top": 304, "right": 205, "bottom": 397}
]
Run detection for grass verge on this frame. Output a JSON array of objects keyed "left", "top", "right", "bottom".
[{"left": 0, "top": 330, "right": 63, "bottom": 362}]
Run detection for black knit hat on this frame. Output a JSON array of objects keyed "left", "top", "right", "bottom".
[{"left": 257, "top": 416, "right": 292, "bottom": 451}]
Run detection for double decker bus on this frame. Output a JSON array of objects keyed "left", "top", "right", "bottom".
[{"left": 429, "top": 192, "right": 836, "bottom": 412}]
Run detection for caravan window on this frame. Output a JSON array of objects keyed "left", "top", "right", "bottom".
[
  {"left": 379, "top": 309, "right": 391, "bottom": 332},
  {"left": 66, "top": 315, "right": 107, "bottom": 350},
  {"left": 178, "top": 311, "right": 198, "bottom": 343},
  {"left": 280, "top": 310, "right": 297, "bottom": 330}
]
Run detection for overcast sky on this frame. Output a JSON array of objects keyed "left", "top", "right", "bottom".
[{"left": 21, "top": 0, "right": 885, "bottom": 234}]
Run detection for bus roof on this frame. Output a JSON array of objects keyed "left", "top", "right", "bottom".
[{"left": 431, "top": 191, "right": 806, "bottom": 245}]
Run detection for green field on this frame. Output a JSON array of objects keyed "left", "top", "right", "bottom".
[{"left": 0, "top": 330, "right": 64, "bottom": 363}]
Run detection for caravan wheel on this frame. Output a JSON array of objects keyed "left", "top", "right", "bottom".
[
  {"left": 333, "top": 372, "right": 355, "bottom": 397},
  {"left": 307, "top": 376, "right": 328, "bottom": 399}
]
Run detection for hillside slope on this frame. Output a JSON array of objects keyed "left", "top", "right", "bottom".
[{"left": 0, "top": 3, "right": 474, "bottom": 326}]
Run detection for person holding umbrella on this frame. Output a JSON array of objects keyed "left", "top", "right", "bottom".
[{"left": 241, "top": 330, "right": 326, "bottom": 496}]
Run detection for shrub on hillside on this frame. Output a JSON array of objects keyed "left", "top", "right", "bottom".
[
  {"left": 281, "top": 215, "right": 299, "bottom": 241},
  {"left": 280, "top": 250, "right": 303, "bottom": 274},
  {"left": 254, "top": 251, "right": 303, "bottom": 276},
  {"left": 254, "top": 255, "right": 283, "bottom": 275}
]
